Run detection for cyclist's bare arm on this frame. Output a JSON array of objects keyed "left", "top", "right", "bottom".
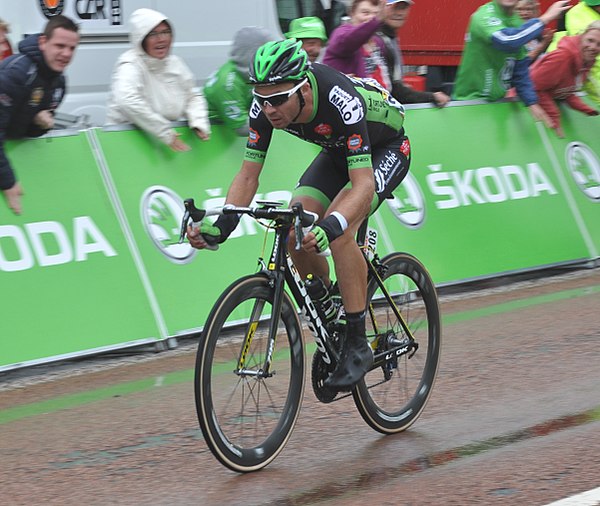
[{"left": 222, "top": 160, "right": 264, "bottom": 206}]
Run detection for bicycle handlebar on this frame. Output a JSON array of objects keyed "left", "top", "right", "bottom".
[{"left": 178, "top": 198, "right": 318, "bottom": 251}]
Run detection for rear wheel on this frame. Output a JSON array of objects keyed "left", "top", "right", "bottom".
[
  {"left": 353, "top": 253, "right": 441, "bottom": 434},
  {"left": 195, "top": 275, "right": 305, "bottom": 472}
]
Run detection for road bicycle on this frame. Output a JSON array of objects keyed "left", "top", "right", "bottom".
[{"left": 179, "top": 199, "right": 441, "bottom": 473}]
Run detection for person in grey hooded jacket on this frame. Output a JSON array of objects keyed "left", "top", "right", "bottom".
[
  {"left": 203, "top": 26, "right": 273, "bottom": 136},
  {"left": 106, "top": 8, "right": 210, "bottom": 151}
]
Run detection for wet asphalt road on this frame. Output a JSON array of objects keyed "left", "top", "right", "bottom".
[{"left": 1, "top": 267, "right": 599, "bottom": 505}]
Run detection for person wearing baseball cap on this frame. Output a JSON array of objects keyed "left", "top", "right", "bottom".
[{"left": 286, "top": 17, "right": 328, "bottom": 62}]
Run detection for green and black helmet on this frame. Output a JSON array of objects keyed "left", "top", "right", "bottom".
[{"left": 249, "top": 39, "right": 309, "bottom": 84}]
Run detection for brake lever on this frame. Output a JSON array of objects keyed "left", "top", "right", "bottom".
[
  {"left": 292, "top": 203, "right": 304, "bottom": 251},
  {"left": 178, "top": 208, "right": 191, "bottom": 244}
]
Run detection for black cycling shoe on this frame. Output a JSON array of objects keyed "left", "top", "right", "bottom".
[{"left": 324, "top": 337, "right": 373, "bottom": 390}]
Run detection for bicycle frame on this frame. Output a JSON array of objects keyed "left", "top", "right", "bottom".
[
  {"left": 241, "top": 214, "right": 418, "bottom": 380},
  {"left": 255, "top": 216, "right": 340, "bottom": 376},
  {"left": 180, "top": 199, "right": 417, "bottom": 382}
]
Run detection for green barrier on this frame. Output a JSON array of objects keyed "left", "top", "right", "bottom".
[
  {"left": 374, "top": 101, "right": 599, "bottom": 283},
  {"left": 93, "top": 125, "right": 319, "bottom": 338},
  {"left": 0, "top": 132, "right": 162, "bottom": 368},
  {"left": 543, "top": 100, "right": 600, "bottom": 259},
  {"left": 1, "top": 100, "right": 599, "bottom": 370}
]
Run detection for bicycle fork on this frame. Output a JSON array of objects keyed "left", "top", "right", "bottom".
[{"left": 234, "top": 273, "right": 287, "bottom": 379}]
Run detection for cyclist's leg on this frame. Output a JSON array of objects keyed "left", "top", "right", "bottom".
[
  {"left": 289, "top": 150, "right": 349, "bottom": 285},
  {"left": 369, "top": 134, "right": 411, "bottom": 214},
  {"left": 326, "top": 199, "right": 368, "bottom": 313},
  {"left": 325, "top": 134, "right": 412, "bottom": 389}
]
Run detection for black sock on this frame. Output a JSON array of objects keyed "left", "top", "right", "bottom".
[{"left": 345, "top": 310, "right": 365, "bottom": 339}]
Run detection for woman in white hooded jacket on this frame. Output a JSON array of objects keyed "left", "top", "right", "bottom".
[{"left": 106, "top": 8, "right": 210, "bottom": 151}]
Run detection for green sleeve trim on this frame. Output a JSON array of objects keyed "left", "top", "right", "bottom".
[
  {"left": 243, "top": 148, "right": 266, "bottom": 163},
  {"left": 347, "top": 154, "right": 372, "bottom": 170}
]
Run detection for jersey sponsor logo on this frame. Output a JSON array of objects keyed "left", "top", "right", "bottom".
[
  {"left": 400, "top": 139, "right": 411, "bottom": 158},
  {"left": 29, "top": 88, "right": 44, "bottom": 106},
  {"left": 140, "top": 186, "right": 196, "bottom": 264},
  {"left": 249, "top": 99, "right": 261, "bottom": 119},
  {"left": 348, "top": 154, "right": 371, "bottom": 169},
  {"left": 329, "top": 85, "right": 364, "bottom": 125},
  {"left": 375, "top": 152, "right": 401, "bottom": 192},
  {"left": 347, "top": 133, "right": 363, "bottom": 152},
  {"left": 244, "top": 149, "right": 266, "bottom": 163},
  {"left": 248, "top": 127, "right": 260, "bottom": 146},
  {"left": 565, "top": 142, "right": 600, "bottom": 201},
  {"left": 314, "top": 123, "right": 332, "bottom": 137}
]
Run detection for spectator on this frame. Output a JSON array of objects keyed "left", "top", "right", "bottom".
[
  {"left": 378, "top": 0, "right": 451, "bottom": 106},
  {"left": 0, "top": 15, "right": 79, "bottom": 215},
  {"left": 0, "top": 18, "right": 13, "bottom": 61},
  {"left": 453, "top": 0, "right": 570, "bottom": 128},
  {"left": 286, "top": 17, "right": 328, "bottom": 63},
  {"left": 556, "top": 0, "right": 600, "bottom": 105},
  {"left": 516, "top": 0, "right": 556, "bottom": 62},
  {"left": 203, "top": 27, "right": 272, "bottom": 136},
  {"left": 322, "top": 0, "right": 389, "bottom": 84},
  {"left": 530, "top": 20, "right": 600, "bottom": 137},
  {"left": 106, "top": 8, "right": 210, "bottom": 152}
]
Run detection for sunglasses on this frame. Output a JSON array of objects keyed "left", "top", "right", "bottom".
[{"left": 253, "top": 79, "right": 307, "bottom": 108}]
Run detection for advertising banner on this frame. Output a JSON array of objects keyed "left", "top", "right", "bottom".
[
  {"left": 542, "top": 100, "right": 600, "bottom": 259},
  {"left": 2, "top": 100, "right": 598, "bottom": 370},
  {"left": 0, "top": 132, "right": 161, "bottom": 368},
  {"left": 94, "top": 125, "right": 320, "bottom": 337},
  {"left": 373, "top": 102, "right": 598, "bottom": 284}
]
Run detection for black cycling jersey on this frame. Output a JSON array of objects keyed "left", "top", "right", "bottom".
[
  {"left": 244, "top": 62, "right": 406, "bottom": 171},
  {"left": 244, "top": 63, "right": 411, "bottom": 211}
]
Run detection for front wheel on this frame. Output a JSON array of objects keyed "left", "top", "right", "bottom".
[
  {"left": 353, "top": 253, "right": 441, "bottom": 434},
  {"left": 195, "top": 274, "right": 305, "bottom": 472}
]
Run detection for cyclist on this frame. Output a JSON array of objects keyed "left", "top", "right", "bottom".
[{"left": 187, "top": 39, "right": 411, "bottom": 390}]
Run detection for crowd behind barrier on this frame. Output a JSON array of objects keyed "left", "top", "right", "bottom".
[{"left": 0, "top": 98, "right": 599, "bottom": 372}]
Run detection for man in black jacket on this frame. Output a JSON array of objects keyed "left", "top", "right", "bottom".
[{"left": 0, "top": 15, "right": 79, "bottom": 215}]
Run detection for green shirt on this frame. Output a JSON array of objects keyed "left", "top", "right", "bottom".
[
  {"left": 453, "top": 1, "right": 528, "bottom": 101},
  {"left": 203, "top": 60, "right": 251, "bottom": 130}
]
